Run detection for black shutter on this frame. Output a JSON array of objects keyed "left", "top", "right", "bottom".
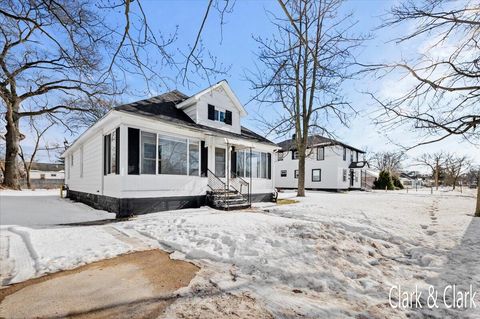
[
  {"left": 291, "top": 150, "right": 294, "bottom": 160},
  {"left": 201, "top": 141, "right": 208, "bottom": 177},
  {"left": 231, "top": 146, "right": 236, "bottom": 175},
  {"left": 115, "top": 127, "right": 120, "bottom": 174},
  {"left": 103, "top": 135, "right": 108, "bottom": 176},
  {"left": 267, "top": 153, "right": 271, "bottom": 179},
  {"left": 225, "top": 110, "right": 232, "bottom": 125},
  {"left": 128, "top": 128, "right": 140, "bottom": 175},
  {"left": 208, "top": 104, "right": 215, "bottom": 120}
]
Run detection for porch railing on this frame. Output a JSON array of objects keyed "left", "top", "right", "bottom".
[{"left": 230, "top": 170, "right": 251, "bottom": 205}]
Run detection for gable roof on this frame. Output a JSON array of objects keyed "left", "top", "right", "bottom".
[
  {"left": 277, "top": 135, "right": 365, "bottom": 153},
  {"left": 114, "top": 89, "right": 274, "bottom": 146},
  {"left": 176, "top": 80, "right": 248, "bottom": 116},
  {"left": 29, "top": 162, "right": 64, "bottom": 172}
]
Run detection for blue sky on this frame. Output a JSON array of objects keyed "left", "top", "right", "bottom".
[{"left": 22, "top": 0, "right": 479, "bottom": 168}]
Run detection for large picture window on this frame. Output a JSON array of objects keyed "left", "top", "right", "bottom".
[
  {"left": 141, "top": 132, "right": 156, "bottom": 174},
  {"left": 104, "top": 127, "right": 120, "bottom": 175},
  {"left": 158, "top": 136, "right": 187, "bottom": 175}
]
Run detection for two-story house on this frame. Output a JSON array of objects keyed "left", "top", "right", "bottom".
[
  {"left": 274, "top": 135, "right": 368, "bottom": 191},
  {"left": 62, "top": 81, "right": 277, "bottom": 217}
]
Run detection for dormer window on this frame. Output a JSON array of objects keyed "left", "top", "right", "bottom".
[{"left": 208, "top": 104, "right": 232, "bottom": 125}]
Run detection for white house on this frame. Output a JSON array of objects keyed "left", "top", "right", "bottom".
[
  {"left": 62, "top": 81, "right": 277, "bottom": 217},
  {"left": 274, "top": 135, "right": 368, "bottom": 191}
]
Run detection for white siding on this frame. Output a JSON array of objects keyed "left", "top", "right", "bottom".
[
  {"left": 275, "top": 145, "right": 364, "bottom": 190},
  {"left": 195, "top": 87, "right": 242, "bottom": 134},
  {"left": 66, "top": 134, "right": 103, "bottom": 195}
]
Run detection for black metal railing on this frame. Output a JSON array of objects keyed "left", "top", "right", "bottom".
[{"left": 231, "top": 170, "right": 250, "bottom": 205}]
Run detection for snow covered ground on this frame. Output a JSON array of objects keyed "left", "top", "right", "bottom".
[
  {"left": 0, "top": 189, "right": 115, "bottom": 227},
  {"left": 1, "top": 189, "right": 478, "bottom": 318}
]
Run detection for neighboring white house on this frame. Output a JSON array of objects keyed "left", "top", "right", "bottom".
[
  {"left": 274, "top": 136, "right": 368, "bottom": 191},
  {"left": 28, "top": 162, "right": 65, "bottom": 180},
  {"left": 62, "top": 81, "right": 277, "bottom": 217}
]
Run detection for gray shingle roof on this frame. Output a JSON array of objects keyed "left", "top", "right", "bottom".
[
  {"left": 114, "top": 90, "right": 275, "bottom": 146},
  {"left": 277, "top": 135, "right": 365, "bottom": 153}
]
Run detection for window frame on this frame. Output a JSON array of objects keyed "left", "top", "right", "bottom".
[
  {"left": 317, "top": 147, "right": 325, "bottom": 161},
  {"left": 294, "top": 169, "right": 299, "bottom": 179},
  {"left": 280, "top": 170, "right": 287, "bottom": 177},
  {"left": 235, "top": 149, "right": 271, "bottom": 180},
  {"left": 342, "top": 169, "right": 347, "bottom": 182},
  {"left": 277, "top": 152, "right": 284, "bottom": 161},
  {"left": 293, "top": 151, "right": 299, "bottom": 160},
  {"left": 343, "top": 147, "right": 346, "bottom": 161},
  {"left": 135, "top": 128, "right": 201, "bottom": 177},
  {"left": 312, "top": 169, "right": 321, "bottom": 182}
]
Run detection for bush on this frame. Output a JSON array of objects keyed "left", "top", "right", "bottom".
[
  {"left": 392, "top": 175, "right": 404, "bottom": 189},
  {"left": 374, "top": 170, "right": 395, "bottom": 190}
]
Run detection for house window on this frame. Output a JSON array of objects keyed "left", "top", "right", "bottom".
[
  {"left": 350, "top": 150, "right": 354, "bottom": 163},
  {"left": 312, "top": 169, "right": 321, "bottom": 182},
  {"left": 158, "top": 135, "right": 188, "bottom": 175},
  {"left": 294, "top": 170, "right": 299, "bottom": 179},
  {"left": 281, "top": 170, "right": 287, "bottom": 177},
  {"left": 293, "top": 151, "right": 299, "bottom": 160},
  {"left": 343, "top": 169, "right": 347, "bottom": 182},
  {"left": 104, "top": 128, "right": 120, "bottom": 175},
  {"left": 189, "top": 140, "right": 200, "bottom": 176},
  {"left": 235, "top": 150, "right": 271, "bottom": 179},
  {"left": 355, "top": 171, "right": 359, "bottom": 183},
  {"left": 208, "top": 104, "right": 232, "bottom": 125},
  {"left": 356, "top": 151, "right": 359, "bottom": 162},
  {"left": 343, "top": 147, "right": 346, "bottom": 161},
  {"left": 80, "top": 146, "right": 84, "bottom": 178},
  {"left": 141, "top": 131, "right": 156, "bottom": 174},
  {"left": 277, "top": 152, "right": 284, "bottom": 161},
  {"left": 215, "top": 148, "right": 226, "bottom": 177},
  {"left": 317, "top": 147, "right": 324, "bottom": 161},
  {"left": 51, "top": 174, "right": 56, "bottom": 177}
]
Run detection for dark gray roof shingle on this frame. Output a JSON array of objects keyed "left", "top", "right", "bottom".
[
  {"left": 114, "top": 90, "right": 275, "bottom": 146},
  {"left": 277, "top": 135, "right": 365, "bottom": 153}
]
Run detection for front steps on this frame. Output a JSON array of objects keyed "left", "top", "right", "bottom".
[{"left": 206, "top": 189, "right": 250, "bottom": 210}]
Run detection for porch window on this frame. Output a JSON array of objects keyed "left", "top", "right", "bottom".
[
  {"left": 312, "top": 169, "right": 321, "bottom": 182},
  {"left": 235, "top": 150, "right": 271, "bottom": 179},
  {"left": 215, "top": 148, "right": 226, "bottom": 177},
  {"left": 189, "top": 140, "right": 200, "bottom": 176},
  {"left": 104, "top": 127, "right": 120, "bottom": 175},
  {"left": 158, "top": 135, "right": 188, "bottom": 175},
  {"left": 141, "top": 132, "right": 156, "bottom": 174}
]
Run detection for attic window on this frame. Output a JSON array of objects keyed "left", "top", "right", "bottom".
[{"left": 208, "top": 104, "right": 232, "bottom": 125}]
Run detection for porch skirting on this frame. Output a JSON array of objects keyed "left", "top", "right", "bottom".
[{"left": 67, "top": 190, "right": 274, "bottom": 218}]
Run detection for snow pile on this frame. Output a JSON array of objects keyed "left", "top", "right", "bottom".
[{"left": 1, "top": 190, "right": 478, "bottom": 318}]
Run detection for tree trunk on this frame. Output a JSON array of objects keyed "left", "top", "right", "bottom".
[
  {"left": 475, "top": 188, "right": 479, "bottom": 217},
  {"left": 3, "top": 101, "right": 21, "bottom": 190},
  {"left": 435, "top": 160, "right": 439, "bottom": 190},
  {"left": 297, "top": 153, "right": 306, "bottom": 197},
  {"left": 26, "top": 170, "right": 31, "bottom": 189}
]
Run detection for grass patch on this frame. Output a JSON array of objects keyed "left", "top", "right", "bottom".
[{"left": 276, "top": 199, "right": 299, "bottom": 205}]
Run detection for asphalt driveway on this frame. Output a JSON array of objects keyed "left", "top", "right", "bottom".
[{"left": 0, "top": 191, "right": 115, "bottom": 228}]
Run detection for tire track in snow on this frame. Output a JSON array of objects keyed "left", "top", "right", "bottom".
[{"left": 4, "top": 227, "right": 39, "bottom": 285}]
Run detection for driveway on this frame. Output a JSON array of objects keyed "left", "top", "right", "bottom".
[{"left": 0, "top": 190, "right": 115, "bottom": 228}]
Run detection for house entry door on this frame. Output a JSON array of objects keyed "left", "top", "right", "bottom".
[
  {"left": 350, "top": 169, "right": 354, "bottom": 187},
  {"left": 215, "top": 148, "right": 226, "bottom": 178}
]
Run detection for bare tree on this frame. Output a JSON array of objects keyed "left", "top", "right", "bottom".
[
  {"left": 0, "top": 0, "right": 231, "bottom": 189},
  {"left": 248, "top": 0, "right": 363, "bottom": 196},
  {"left": 18, "top": 118, "right": 54, "bottom": 189},
  {"left": 444, "top": 155, "right": 471, "bottom": 190},
  {"left": 363, "top": 0, "right": 480, "bottom": 215},
  {"left": 415, "top": 152, "right": 447, "bottom": 190},
  {"left": 368, "top": 151, "right": 405, "bottom": 175}
]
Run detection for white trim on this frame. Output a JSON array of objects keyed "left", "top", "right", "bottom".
[{"left": 176, "top": 80, "right": 248, "bottom": 116}]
